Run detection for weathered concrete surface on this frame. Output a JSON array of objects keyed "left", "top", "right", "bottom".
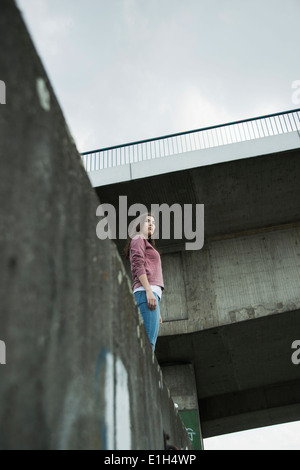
[
  {"left": 0, "top": 0, "right": 192, "bottom": 450},
  {"left": 154, "top": 223, "right": 300, "bottom": 437},
  {"left": 156, "top": 210, "right": 300, "bottom": 437},
  {"left": 156, "top": 310, "right": 300, "bottom": 437},
  {"left": 162, "top": 365, "right": 203, "bottom": 449},
  {"left": 158, "top": 224, "right": 300, "bottom": 333}
]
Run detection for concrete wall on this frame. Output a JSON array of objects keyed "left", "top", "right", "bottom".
[
  {"left": 159, "top": 224, "right": 300, "bottom": 336},
  {"left": 162, "top": 365, "right": 203, "bottom": 450},
  {"left": 0, "top": 0, "right": 192, "bottom": 450}
]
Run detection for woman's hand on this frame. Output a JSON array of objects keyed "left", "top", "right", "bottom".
[{"left": 146, "top": 289, "right": 157, "bottom": 310}]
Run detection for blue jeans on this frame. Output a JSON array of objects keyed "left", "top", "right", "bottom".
[{"left": 134, "top": 291, "right": 160, "bottom": 351}]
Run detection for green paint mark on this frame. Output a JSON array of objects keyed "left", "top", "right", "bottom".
[{"left": 179, "top": 409, "right": 203, "bottom": 450}]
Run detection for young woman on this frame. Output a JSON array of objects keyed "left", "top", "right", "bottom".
[{"left": 124, "top": 212, "right": 164, "bottom": 351}]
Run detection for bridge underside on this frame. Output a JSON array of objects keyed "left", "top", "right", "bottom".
[
  {"left": 156, "top": 309, "right": 300, "bottom": 438},
  {"left": 94, "top": 140, "right": 300, "bottom": 438},
  {"left": 94, "top": 142, "right": 300, "bottom": 252}
]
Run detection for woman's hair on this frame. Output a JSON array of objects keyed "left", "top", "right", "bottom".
[{"left": 124, "top": 211, "right": 159, "bottom": 259}]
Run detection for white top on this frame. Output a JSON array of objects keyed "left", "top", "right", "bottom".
[{"left": 133, "top": 284, "right": 162, "bottom": 300}]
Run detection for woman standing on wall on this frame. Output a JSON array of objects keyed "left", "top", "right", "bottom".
[{"left": 124, "top": 212, "right": 164, "bottom": 351}]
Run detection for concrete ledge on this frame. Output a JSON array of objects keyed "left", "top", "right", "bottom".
[{"left": 0, "top": 0, "right": 192, "bottom": 450}]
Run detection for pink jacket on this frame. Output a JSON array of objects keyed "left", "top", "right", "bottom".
[{"left": 129, "top": 235, "right": 165, "bottom": 292}]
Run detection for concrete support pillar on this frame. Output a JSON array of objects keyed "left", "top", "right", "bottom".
[{"left": 161, "top": 364, "right": 203, "bottom": 450}]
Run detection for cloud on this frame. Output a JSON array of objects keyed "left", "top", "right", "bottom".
[
  {"left": 174, "top": 86, "right": 231, "bottom": 131},
  {"left": 16, "top": 0, "right": 300, "bottom": 154}
]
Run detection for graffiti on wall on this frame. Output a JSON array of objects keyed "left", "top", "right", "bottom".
[{"left": 95, "top": 348, "right": 131, "bottom": 450}]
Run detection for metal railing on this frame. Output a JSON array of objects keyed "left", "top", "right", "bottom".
[{"left": 81, "top": 108, "right": 300, "bottom": 172}]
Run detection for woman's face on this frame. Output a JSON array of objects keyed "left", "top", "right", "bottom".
[{"left": 141, "top": 215, "right": 155, "bottom": 238}]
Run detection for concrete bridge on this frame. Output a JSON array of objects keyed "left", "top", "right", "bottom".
[
  {"left": 83, "top": 109, "right": 300, "bottom": 442},
  {"left": 2, "top": 0, "right": 299, "bottom": 450}
]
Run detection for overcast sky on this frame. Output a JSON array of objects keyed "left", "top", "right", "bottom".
[
  {"left": 16, "top": 0, "right": 299, "bottom": 153},
  {"left": 15, "top": 0, "right": 300, "bottom": 450}
]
